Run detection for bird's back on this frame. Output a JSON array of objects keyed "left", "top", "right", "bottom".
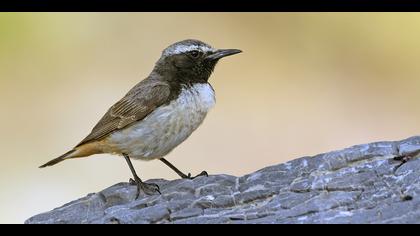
[
  {"left": 104, "top": 82, "right": 216, "bottom": 160},
  {"left": 76, "top": 77, "right": 172, "bottom": 147}
]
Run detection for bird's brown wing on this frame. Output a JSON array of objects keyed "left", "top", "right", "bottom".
[{"left": 76, "top": 79, "right": 171, "bottom": 147}]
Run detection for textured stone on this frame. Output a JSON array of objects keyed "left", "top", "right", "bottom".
[
  {"left": 26, "top": 136, "right": 420, "bottom": 224},
  {"left": 169, "top": 208, "right": 203, "bottom": 221}
]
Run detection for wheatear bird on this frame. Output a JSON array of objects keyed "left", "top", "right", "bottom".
[{"left": 40, "top": 39, "right": 242, "bottom": 198}]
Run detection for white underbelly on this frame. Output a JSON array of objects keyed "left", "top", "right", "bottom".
[{"left": 107, "top": 83, "right": 215, "bottom": 160}]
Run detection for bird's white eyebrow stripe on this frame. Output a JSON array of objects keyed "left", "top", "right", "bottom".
[{"left": 163, "top": 45, "right": 214, "bottom": 56}]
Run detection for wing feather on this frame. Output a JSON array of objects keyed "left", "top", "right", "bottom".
[{"left": 76, "top": 79, "right": 171, "bottom": 147}]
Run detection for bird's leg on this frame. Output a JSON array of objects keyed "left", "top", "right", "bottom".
[
  {"left": 123, "top": 154, "right": 160, "bottom": 198},
  {"left": 160, "top": 158, "right": 208, "bottom": 179},
  {"left": 393, "top": 150, "right": 420, "bottom": 170}
]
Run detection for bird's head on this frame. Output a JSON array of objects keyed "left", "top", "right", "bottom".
[{"left": 153, "top": 39, "right": 242, "bottom": 84}]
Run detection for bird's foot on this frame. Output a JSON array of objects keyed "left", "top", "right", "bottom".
[
  {"left": 182, "top": 171, "right": 208, "bottom": 180},
  {"left": 393, "top": 152, "right": 416, "bottom": 171},
  {"left": 394, "top": 154, "right": 412, "bottom": 163},
  {"left": 129, "top": 177, "right": 161, "bottom": 199}
]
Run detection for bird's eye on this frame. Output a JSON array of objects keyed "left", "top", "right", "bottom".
[{"left": 189, "top": 50, "right": 200, "bottom": 58}]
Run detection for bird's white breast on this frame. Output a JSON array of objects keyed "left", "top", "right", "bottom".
[{"left": 107, "top": 83, "right": 216, "bottom": 160}]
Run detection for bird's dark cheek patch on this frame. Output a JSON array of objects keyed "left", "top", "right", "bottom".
[{"left": 173, "top": 59, "right": 193, "bottom": 69}]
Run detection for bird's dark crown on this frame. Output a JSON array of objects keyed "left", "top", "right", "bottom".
[
  {"left": 152, "top": 39, "right": 222, "bottom": 85},
  {"left": 150, "top": 39, "right": 241, "bottom": 87},
  {"left": 162, "top": 39, "right": 215, "bottom": 57}
]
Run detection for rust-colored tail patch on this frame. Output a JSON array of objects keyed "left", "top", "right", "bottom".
[
  {"left": 39, "top": 149, "right": 77, "bottom": 168},
  {"left": 39, "top": 142, "right": 104, "bottom": 168}
]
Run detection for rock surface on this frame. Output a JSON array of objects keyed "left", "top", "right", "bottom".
[{"left": 26, "top": 136, "right": 420, "bottom": 224}]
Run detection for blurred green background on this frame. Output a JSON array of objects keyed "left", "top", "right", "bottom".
[{"left": 1, "top": 13, "right": 420, "bottom": 223}]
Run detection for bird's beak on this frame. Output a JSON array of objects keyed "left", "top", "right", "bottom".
[{"left": 206, "top": 49, "right": 242, "bottom": 61}]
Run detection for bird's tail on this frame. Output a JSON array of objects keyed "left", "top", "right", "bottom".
[
  {"left": 40, "top": 142, "right": 102, "bottom": 168},
  {"left": 39, "top": 149, "right": 77, "bottom": 168}
]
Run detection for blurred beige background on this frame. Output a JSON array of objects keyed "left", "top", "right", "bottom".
[{"left": 1, "top": 13, "right": 420, "bottom": 223}]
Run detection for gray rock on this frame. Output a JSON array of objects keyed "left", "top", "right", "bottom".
[
  {"left": 26, "top": 136, "right": 420, "bottom": 224},
  {"left": 170, "top": 208, "right": 203, "bottom": 221}
]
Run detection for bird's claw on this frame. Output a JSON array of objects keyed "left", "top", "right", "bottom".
[
  {"left": 394, "top": 155, "right": 410, "bottom": 162},
  {"left": 129, "top": 177, "right": 161, "bottom": 199},
  {"left": 183, "top": 171, "right": 208, "bottom": 180},
  {"left": 393, "top": 154, "right": 412, "bottom": 171}
]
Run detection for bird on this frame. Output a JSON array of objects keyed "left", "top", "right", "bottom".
[{"left": 40, "top": 39, "right": 242, "bottom": 198}]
